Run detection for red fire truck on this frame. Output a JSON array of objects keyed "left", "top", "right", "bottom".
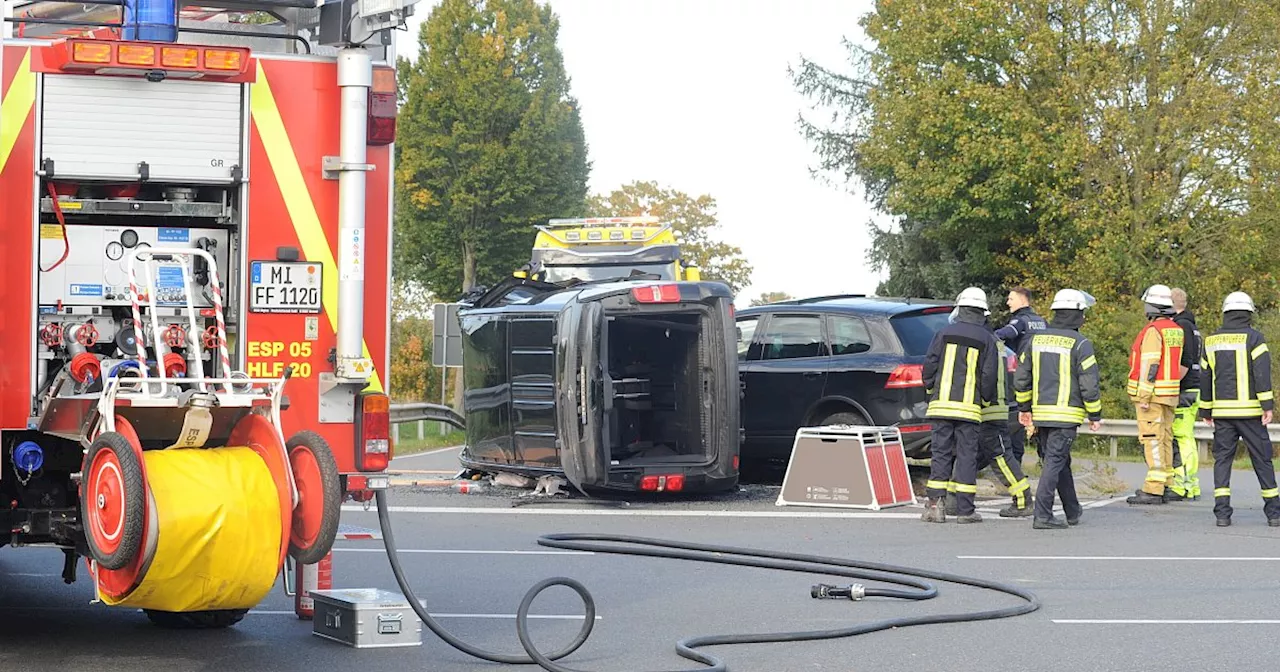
[{"left": 1, "top": 0, "right": 403, "bottom": 627}]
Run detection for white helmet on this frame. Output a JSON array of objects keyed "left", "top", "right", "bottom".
[
  {"left": 1051, "top": 289, "right": 1096, "bottom": 311},
  {"left": 1141, "top": 284, "right": 1174, "bottom": 308},
  {"left": 1223, "top": 291, "right": 1256, "bottom": 313},
  {"left": 955, "top": 287, "right": 989, "bottom": 312}
]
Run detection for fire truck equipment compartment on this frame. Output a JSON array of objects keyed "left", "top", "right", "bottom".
[{"left": 95, "top": 445, "right": 282, "bottom": 612}]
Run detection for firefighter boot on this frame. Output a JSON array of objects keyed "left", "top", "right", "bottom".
[
  {"left": 1127, "top": 490, "right": 1165, "bottom": 505},
  {"left": 944, "top": 491, "right": 959, "bottom": 517},
  {"left": 956, "top": 512, "right": 983, "bottom": 524},
  {"left": 921, "top": 498, "right": 946, "bottom": 523},
  {"left": 999, "top": 493, "right": 1033, "bottom": 518},
  {"left": 1033, "top": 516, "right": 1068, "bottom": 530}
]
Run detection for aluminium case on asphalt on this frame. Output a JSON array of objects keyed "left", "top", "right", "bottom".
[
  {"left": 455, "top": 279, "right": 740, "bottom": 493},
  {"left": 309, "top": 588, "right": 423, "bottom": 649}
]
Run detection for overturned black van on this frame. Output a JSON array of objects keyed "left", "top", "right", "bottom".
[{"left": 455, "top": 277, "right": 740, "bottom": 494}]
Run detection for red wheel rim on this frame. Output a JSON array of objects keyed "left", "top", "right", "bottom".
[
  {"left": 289, "top": 444, "right": 325, "bottom": 551},
  {"left": 96, "top": 416, "right": 153, "bottom": 600},
  {"left": 229, "top": 414, "right": 292, "bottom": 570},
  {"left": 86, "top": 448, "right": 127, "bottom": 555}
]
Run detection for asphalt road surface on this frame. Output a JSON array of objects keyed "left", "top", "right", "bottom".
[{"left": 3, "top": 452, "right": 1278, "bottom": 672}]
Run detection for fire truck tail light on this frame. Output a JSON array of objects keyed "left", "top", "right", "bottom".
[
  {"left": 161, "top": 46, "right": 198, "bottom": 68},
  {"left": 372, "top": 67, "right": 397, "bottom": 94},
  {"left": 367, "top": 92, "right": 398, "bottom": 146},
  {"left": 368, "top": 66, "right": 398, "bottom": 146},
  {"left": 73, "top": 42, "right": 113, "bottom": 64},
  {"left": 631, "top": 284, "right": 681, "bottom": 304},
  {"left": 355, "top": 392, "right": 393, "bottom": 472},
  {"left": 204, "top": 49, "right": 242, "bottom": 71},
  {"left": 118, "top": 45, "right": 156, "bottom": 66}
]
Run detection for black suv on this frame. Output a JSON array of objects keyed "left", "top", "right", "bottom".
[{"left": 735, "top": 295, "right": 954, "bottom": 466}]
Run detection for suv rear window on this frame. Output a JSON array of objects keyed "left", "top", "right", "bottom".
[{"left": 890, "top": 309, "right": 952, "bottom": 356}]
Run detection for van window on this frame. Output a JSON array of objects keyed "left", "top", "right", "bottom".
[
  {"left": 827, "top": 315, "right": 873, "bottom": 355},
  {"left": 760, "top": 315, "right": 827, "bottom": 360},
  {"left": 735, "top": 316, "right": 759, "bottom": 361}
]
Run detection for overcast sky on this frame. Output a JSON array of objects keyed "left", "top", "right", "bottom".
[{"left": 400, "top": 0, "right": 886, "bottom": 305}]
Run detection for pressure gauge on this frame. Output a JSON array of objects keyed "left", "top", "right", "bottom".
[
  {"left": 105, "top": 241, "right": 124, "bottom": 261},
  {"left": 120, "top": 229, "right": 139, "bottom": 248}
]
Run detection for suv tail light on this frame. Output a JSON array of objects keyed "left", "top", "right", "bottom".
[
  {"left": 355, "top": 392, "right": 393, "bottom": 471},
  {"left": 368, "top": 66, "right": 397, "bottom": 146},
  {"left": 631, "top": 284, "right": 681, "bottom": 303},
  {"left": 885, "top": 364, "right": 924, "bottom": 389}
]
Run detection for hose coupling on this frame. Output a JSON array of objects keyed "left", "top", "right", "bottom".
[{"left": 810, "top": 583, "right": 866, "bottom": 601}]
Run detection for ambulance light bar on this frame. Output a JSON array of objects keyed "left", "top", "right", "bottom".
[{"left": 45, "top": 39, "right": 255, "bottom": 82}]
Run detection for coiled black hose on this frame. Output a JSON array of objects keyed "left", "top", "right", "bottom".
[{"left": 375, "top": 490, "right": 1039, "bottom": 672}]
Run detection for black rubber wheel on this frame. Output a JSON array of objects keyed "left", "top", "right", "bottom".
[
  {"left": 144, "top": 609, "right": 248, "bottom": 629},
  {"left": 286, "top": 430, "right": 342, "bottom": 565},
  {"left": 818, "top": 411, "right": 870, "bottom": 427},
  {"left": 81, "top": 432, "right": 146, "bottom": 571}
]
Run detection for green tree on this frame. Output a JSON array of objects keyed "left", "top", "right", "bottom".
[
  {"left": 587, "top": 181, "right": 753, "bottom": 294},
  {"left": 750, "top": 291, "right": 793, "bottom": 307},
  {"left": 795, "top": 0, "right": 1280, "bottom": 417},
  {"left": 394, "top": 0, "right": 591, "bottom": 301}
]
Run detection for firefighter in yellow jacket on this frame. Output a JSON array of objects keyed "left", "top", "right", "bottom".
[
  {"left": 1126, "top": 284, "right": 1187, "bottom": 505},
  {"left": 921, "top": 287, "right": 1000, "bottom": 524},
  {"left": 1014, "top": 289, "right": 1103, "bottom": 529},
  {"left": 1200, "top": 292, "right": 1280, "bottom": 527}
]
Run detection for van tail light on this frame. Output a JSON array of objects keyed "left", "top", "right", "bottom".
[
  {"left": 631, "top": 284, "right": 681, "bottom": 304},
  {"left": 368, "top": 66, "right": 398, "bottom": 146},
  {"left": 355, "top": 392, "right": 392, "bottom": 471},
  {"left": 885, "top": 364, "right": 924, "bottom": 389},
  {"left": 639, "top": 474, "right": 684, "bottom": 492}
]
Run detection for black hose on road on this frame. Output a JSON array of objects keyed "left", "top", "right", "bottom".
[{"left": 375, "top": 490, "right": 1039, "bottom": 672}]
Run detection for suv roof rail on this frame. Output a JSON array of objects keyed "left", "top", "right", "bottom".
[{"left": 774, "top": 294, "right": 869, "bottom": 305}]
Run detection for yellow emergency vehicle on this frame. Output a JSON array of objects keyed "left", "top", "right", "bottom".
[{"left": 519, "top": 217, "right": 701, "bottom": 283}]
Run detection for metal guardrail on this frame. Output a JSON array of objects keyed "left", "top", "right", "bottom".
[
  {"left": 389, "top": 402, "right": 465, "bottom": 432},
  {"left": 1075, "top": 418, "right": 1280, "bottom": 458}
]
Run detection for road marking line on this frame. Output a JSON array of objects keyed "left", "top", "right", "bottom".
[
  {"left": 342, "top": 505, "right": 1035, "bottom": 520},
  {"left": 1055, "top": 619, "right": 1280, "bottom": 624},
  {"left": 345, "top": 503, "right": 1110, "bottom": 519},
  {"left": 959, "top": 556, "right": 1280, "bottom": 561},
  {"left": 332, "top": 548, "right": 592, "bottom": 556},
  {"left": 248, "top": 610, "right": 599, "bottom": 620},
  {"left": 1082, "top": 498, "right": 1122, "bottom": 509}
]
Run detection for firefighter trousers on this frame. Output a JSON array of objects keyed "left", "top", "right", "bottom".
[
  {"left": 1034, "top": 426, "right": 1082, "bottom": 523},
  {"left": 1172, "top": 392, "right": 1201, "bottom": 498},
  {"left": 979, "top": 421, "right": 1031, "bottom": 508},
  {"left": 927, "top": 419, "right": 979, "bottom": 516},
  {"left": 1008, "top": 408, "right": 1036, "bottom": 464},
  {"left": 1136, "top": 402, "right": 1176, "bottom": 495},
  {"left": 1211, "top": 418, "right": 1280, "bottom": 521}
]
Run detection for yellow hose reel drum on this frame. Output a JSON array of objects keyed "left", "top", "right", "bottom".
[{"left": 81, "top": 414, "right": 342, "bottom": 628}]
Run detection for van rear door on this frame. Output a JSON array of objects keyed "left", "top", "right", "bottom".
[{"left": 556, "top": 296, "right": 609, "bottom": 492}]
